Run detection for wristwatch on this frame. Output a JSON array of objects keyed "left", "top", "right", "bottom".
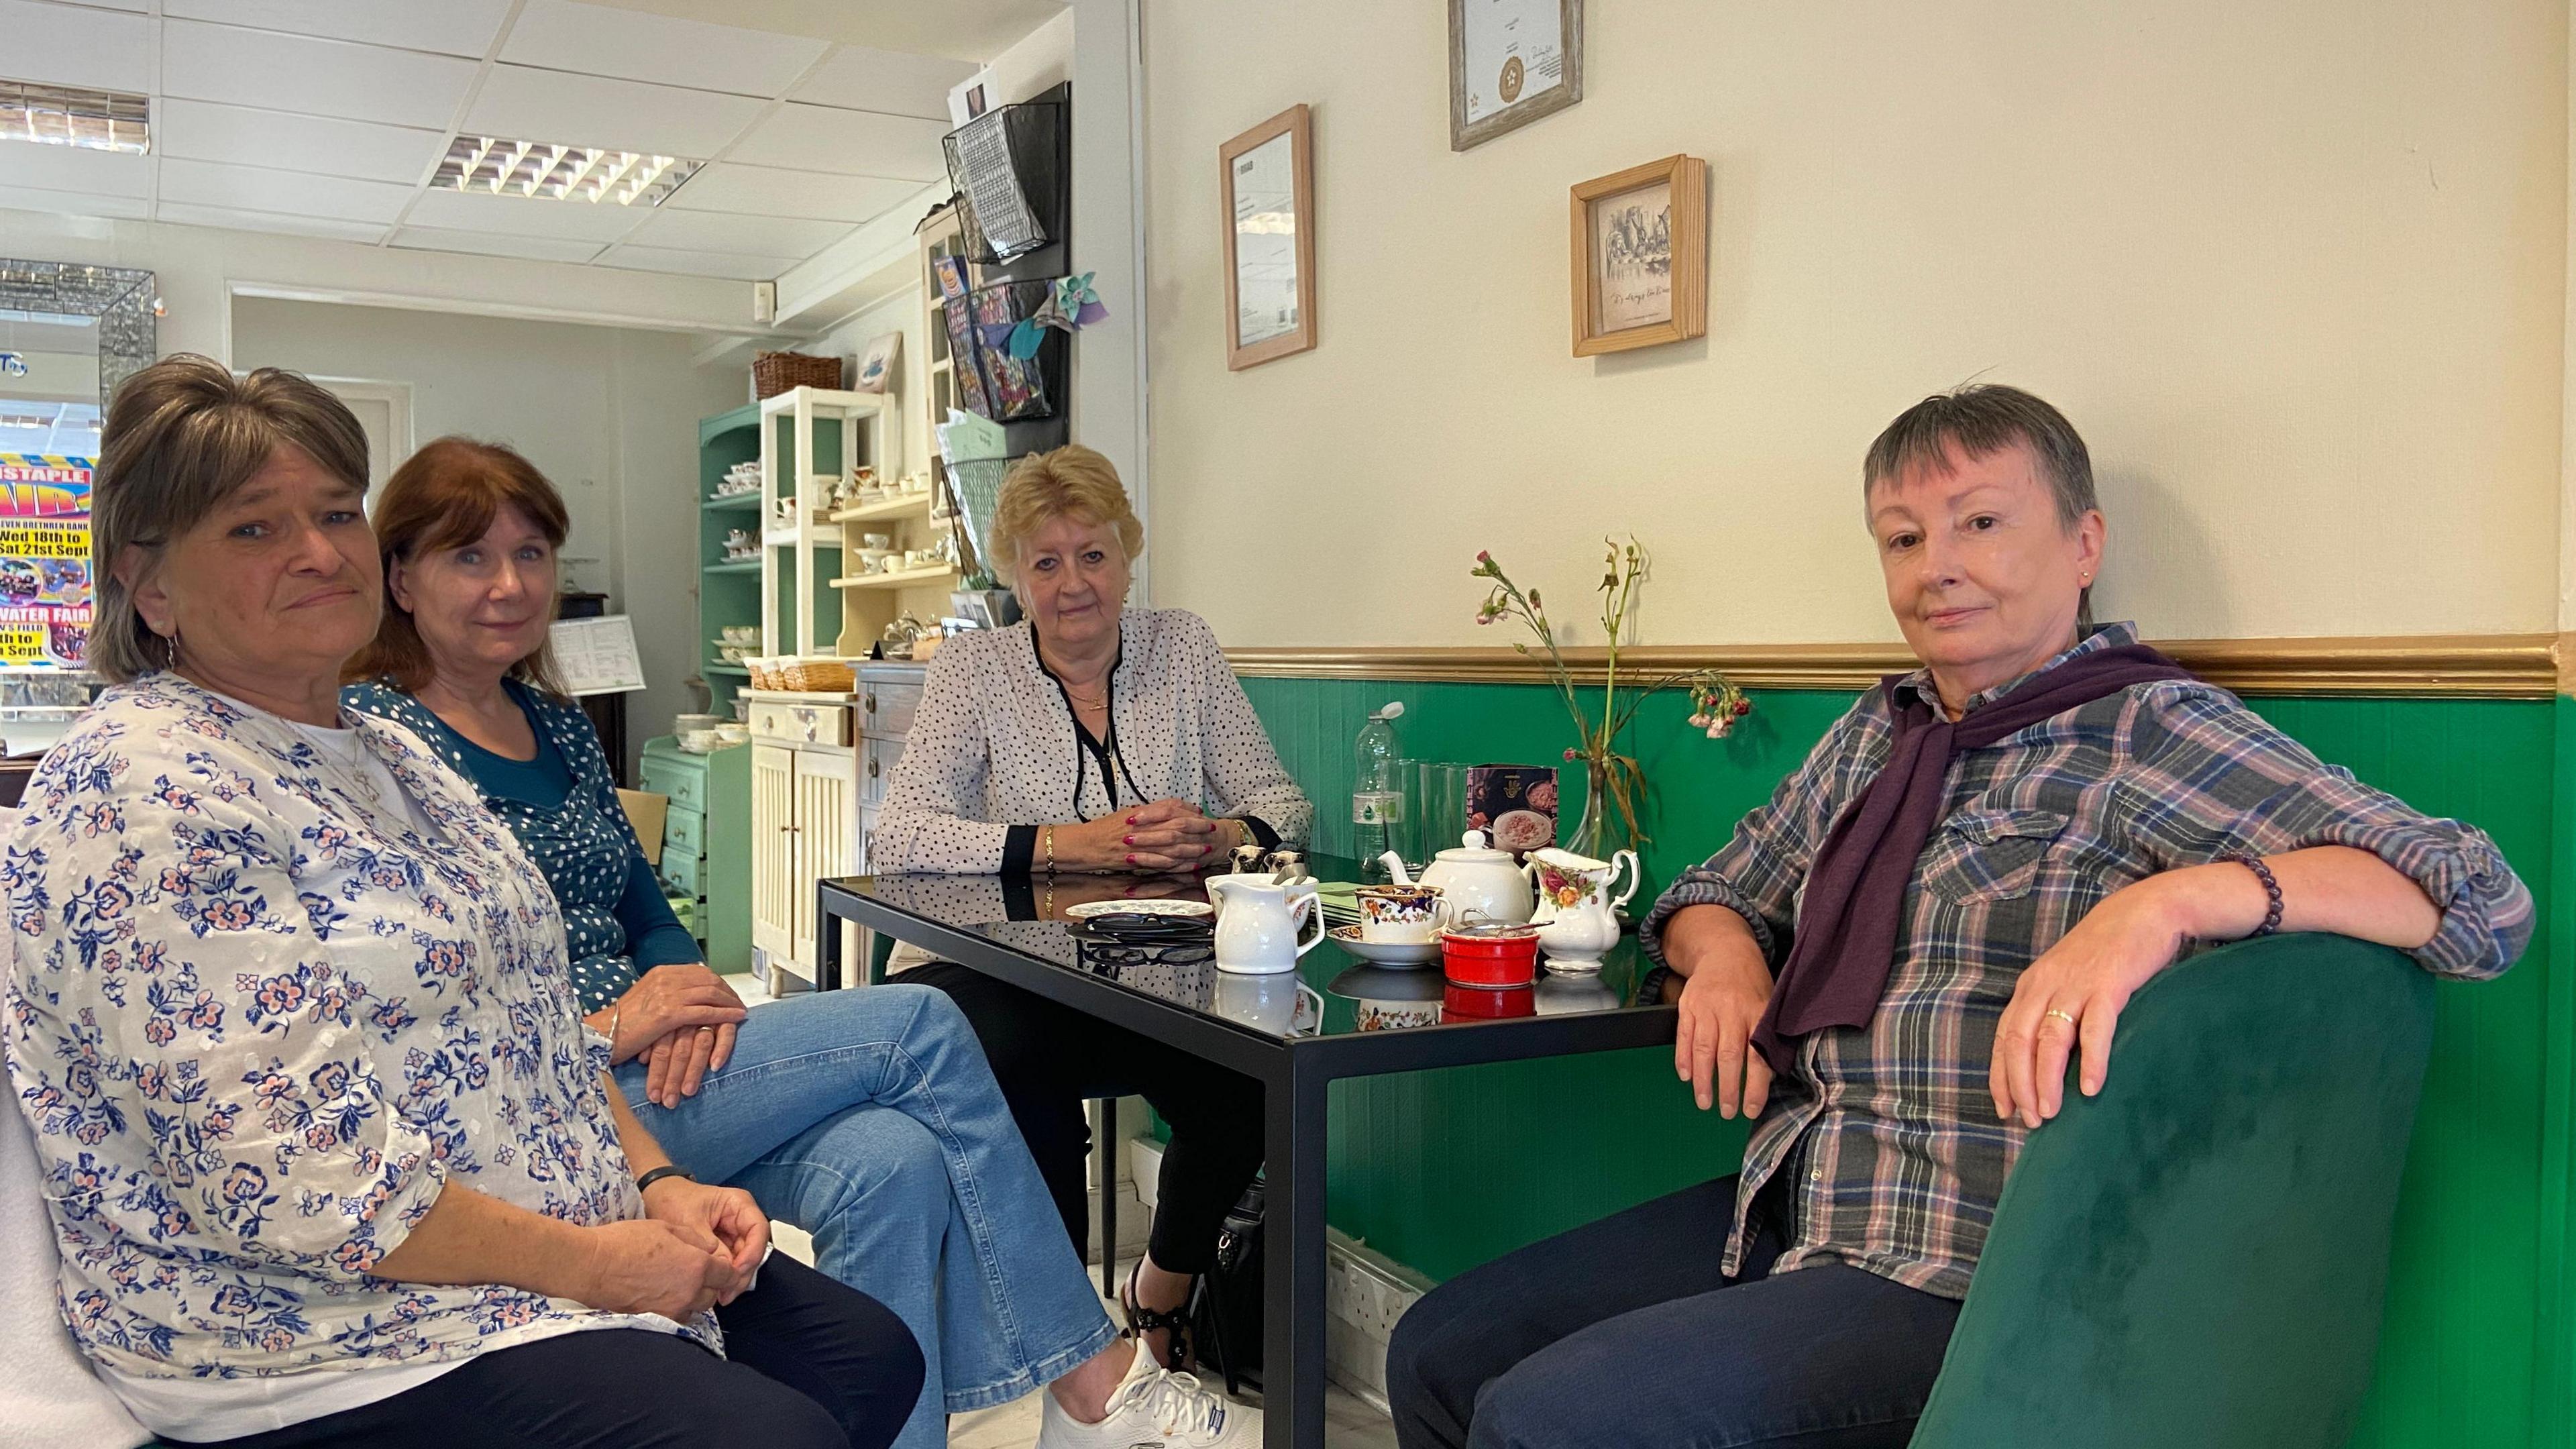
[{"left": 635, "top": 1165, "right": 696, "bottom": 1195}]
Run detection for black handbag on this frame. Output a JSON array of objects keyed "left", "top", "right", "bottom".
[{"left": 1189, "top": 1177, "right": 1265, "bottom": 1394}]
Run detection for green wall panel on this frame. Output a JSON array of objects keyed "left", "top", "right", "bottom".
[{"left": 1240, "top": 676, "right": 2565, "bottom": 1448}]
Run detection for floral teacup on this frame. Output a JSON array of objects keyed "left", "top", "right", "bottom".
[{"left": 1356, "top": 884, "right": 1450, "bottom": 945}]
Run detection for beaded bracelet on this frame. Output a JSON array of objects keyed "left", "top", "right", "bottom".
[{"left": 2225, "top": 854, "right": 2284, "bottom": 937}]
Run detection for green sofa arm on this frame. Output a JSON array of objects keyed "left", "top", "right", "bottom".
[{"left": 1910, "top": 932, "right": 2436, "bottom": 1449}]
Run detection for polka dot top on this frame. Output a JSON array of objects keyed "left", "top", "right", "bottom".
[
  {"left": 343, "top": 678, "right": 699, "bottom": 1013},
  {"left": 875, "top": 608, "right": 1313, "bottom": 873}
]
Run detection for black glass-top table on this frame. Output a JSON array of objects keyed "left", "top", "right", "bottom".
[{"left": 814, "top": 860, "right": 1678, "bottom": 1449}]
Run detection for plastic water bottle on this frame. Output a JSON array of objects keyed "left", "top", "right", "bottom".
[{"left": 1353, "top": 702, "right": 1406, "bottom": 873}]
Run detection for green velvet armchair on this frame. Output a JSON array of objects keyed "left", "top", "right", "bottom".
[{"left": 1910, "top": 932, "right": 2436, "bottom": 1449}]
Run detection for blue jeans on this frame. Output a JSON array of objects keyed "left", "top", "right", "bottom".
[
  {"left": 616, "top": 983, "right": 1118, "bottom": 1449},
  {"left": 1386, "top": 1175, "right": 1962, "bottom": 1449}
]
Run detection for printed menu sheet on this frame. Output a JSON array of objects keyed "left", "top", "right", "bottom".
[{"left": 551, "top": 615, "right": 646, "bottom": 696}]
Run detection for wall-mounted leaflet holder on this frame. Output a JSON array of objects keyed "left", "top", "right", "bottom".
[{"left": 942, "top": 94, "right": 1069, "bottom": 268}]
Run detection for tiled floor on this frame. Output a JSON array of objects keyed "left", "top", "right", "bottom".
[{"left": 943, "top": 1260, "right": 1399, "bottom": 1447}]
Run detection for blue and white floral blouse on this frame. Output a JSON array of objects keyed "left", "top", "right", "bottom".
[{"left": 1, "top": 674, "right": 715, "bottom": 1394}]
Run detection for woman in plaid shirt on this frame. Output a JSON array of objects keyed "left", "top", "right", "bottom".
[{"left": 1387, "top": 385, "right": 2532, "bottom": 1449}]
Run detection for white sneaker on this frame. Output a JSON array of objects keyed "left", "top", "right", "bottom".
[{"left": 1036, "top": 1342, "right": 1260, "bottom": 1448}]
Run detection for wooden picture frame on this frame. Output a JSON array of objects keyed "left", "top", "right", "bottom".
[
  {"left": 1450, "top": 0, "right": 1585, "bottom": 151},
  {"left": 1570, "top": 154, "right": 1706, "bottom": 357},
  {"left": 1220, "top": 104, "right": 1318, "bottom": 370}
]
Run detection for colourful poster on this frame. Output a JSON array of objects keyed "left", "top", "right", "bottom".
[{"left": 0, "top": 455, "right": 93, "bottom": 667}]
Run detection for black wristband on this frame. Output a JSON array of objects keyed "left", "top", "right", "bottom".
[
  {"left": 2225, "top": 854, "right": 2284, "bottom": 937},
  {"left": 635, "top": 1165, "right": 696, "bottom": 1195}
]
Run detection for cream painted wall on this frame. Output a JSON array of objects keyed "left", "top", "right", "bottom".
[
  {"left": 814, "top": 285, "right": 934, "bottom": 480},
  {"left": 231, "top": 299, "right": 741, "bottom": 770},
  {"left": 1141, "top": 1, "right": 2569, "bottom": 647}
]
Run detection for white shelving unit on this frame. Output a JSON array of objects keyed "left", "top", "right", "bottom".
[{"left": 757, "top": 386, "right": 900, "bottom": 659}]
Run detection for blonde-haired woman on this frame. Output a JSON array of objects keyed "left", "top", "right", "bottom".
[{"left": 879, "top": 443, "right": 1311, "bottom": 1372}]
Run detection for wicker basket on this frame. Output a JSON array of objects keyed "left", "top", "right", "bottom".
[
  {"left": 752, "top": 351, "right": 843, "bottom": 398},
  {"left": 743, "top": 655, "right": 786, "bottom": 691},
  {"left": 775, "top": 657, "right": 857, "bottom": 694}
]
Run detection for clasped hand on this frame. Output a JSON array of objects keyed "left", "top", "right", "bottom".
[
  {"left": 602, "top": 963, "right": 747, "bottom": 1108},
  {"left": 581, "top": 1178, "right": 770, "bottom": 1321},
  {"left": 1047, "top": 798, "right": 1239, "bottom": 873}
]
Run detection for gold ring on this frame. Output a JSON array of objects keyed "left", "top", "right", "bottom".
[
  {"left": 698, "top": 1025, "right": 716, "bottom": 1034},
  {"left": 2043, "top": 1008, "right": 2078, "bottom": 1027}
]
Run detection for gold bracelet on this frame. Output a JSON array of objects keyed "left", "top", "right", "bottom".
[
  {"left": 1043, "top": 824, "right": 1055, "bottom": 873},
  {"left": 606, "top": 1000, "right": 623, "bottom": 1054}
]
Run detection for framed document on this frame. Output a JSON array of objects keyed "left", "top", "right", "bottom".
[
  {"left": 1570, "top": 154, "right": 1707, "bottom": 357},
  {"left": 1450, "top": 0, "right": 1584, "bottom": 151},
  {"left": 1220, "top": 104, "right": 1318, "bottom": 370}
]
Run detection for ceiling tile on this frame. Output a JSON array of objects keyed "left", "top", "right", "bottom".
[
  {"left": 466, "top": 66, "right": 764, "bottom": 160},
  {"left": 0, "top": 0, "right": 152, "bottom": 93},
  {"left": 625, "top": 207, "right": 847, "bottom": 258},
  {"left": 162, "top": 21, "right": 480, "bottom": 129},
  {"left": 153, "top": 201, "right": 388, "bottom": 244},
  {"left": 390, "top": 227, "right": 608, "bottom": 264},
  {"left": 724, "top": 104, "right": 949, "bottom": 181},
  {"left": 0, "top": 183, "right": 148, "bottom": 221},
  {"left": 789, "top": 45, "right": 976, "bottom": 121},
  {"left": 665, "top": 162, "right": 925, "bottom": 223},
  {"left": 404, "top": 186, "right": 657, "bottom": 243},
  {"left": 0, "top": 144, "right": 148, "bottom": 197},
  {"left": 599, "top": 244, "right": 800, "bottom": 282},
  {"left": 158, "top": 158, "right": 416, "bottom": 223},
  {"left": 156, "top": 100, "right": 444, "bottom": 185},
  {"left": 160, "top": 0, "right": 512, "bottom": 57},
  {"left": 502, "top": 0, "right": 829, "bottom": 98}
]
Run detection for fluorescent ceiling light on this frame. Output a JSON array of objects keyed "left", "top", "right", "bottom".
[
  {"left": 433, "top": 136, "right": 702, "bottom": 206},
  {"left": 0, "top": 80, "right": 150, "bottom": 155}
]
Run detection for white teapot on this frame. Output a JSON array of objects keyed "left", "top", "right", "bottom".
[
  {"left": 1206, "top": 873, "right": 1325, "bottom": 974},
  {"left": 1380, "top": 830, "right": 1535, "bottom": 928}
]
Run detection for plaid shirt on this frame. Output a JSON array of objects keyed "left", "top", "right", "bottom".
[{"left": 1640, "top": 623, "right": 2533, "bottom": 1299}]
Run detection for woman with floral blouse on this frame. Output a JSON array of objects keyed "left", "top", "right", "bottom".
[{"left": 1, "top": 357, "right": 924, "bottom": 1449}]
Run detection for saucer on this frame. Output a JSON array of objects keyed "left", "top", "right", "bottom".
[
  {"left": 1065, "top": 898, "right": 1212, "bottom": 920},
  {"left": 1328, "top": 924, "right": 1440, "bottom": 967}
]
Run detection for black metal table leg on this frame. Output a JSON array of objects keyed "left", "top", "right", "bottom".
[
  {"left": 1263, "top": 1059, "right": 1329, "bottom": 1449},
  {"left": 815, "top": 885, "right": 843, "bottom": 991},
  {"left": 1096, "top": 1096, "right": 1119, "bottom": 1299}
]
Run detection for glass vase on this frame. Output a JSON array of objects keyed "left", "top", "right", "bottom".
[{"left": 1567, "top": 753, "right": 1617, "bottom": 861}]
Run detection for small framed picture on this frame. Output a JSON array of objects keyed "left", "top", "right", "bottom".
[
  {"left": 1220, "top": 103, "right": 1317, "bottom": 370},
  {"left": 1570, "top": 154, "right": 1706, "bottom": 357},
  {"left": 1450, "top": 0, "right": 1584, "bottom": 151},
  {"left": 853, "top": 331, "right": 901, "bottom": 394}
]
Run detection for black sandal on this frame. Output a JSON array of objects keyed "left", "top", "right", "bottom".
[{"left": 1119, "top": 1258, "right": 1194, "bottom": 1371}]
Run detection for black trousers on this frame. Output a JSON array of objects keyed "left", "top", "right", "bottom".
[
  {"left": 178, "top": 1255, "right": 924, "bottom": 1449},
  {"left": 896, "top": 959, "right": 1265, "bottom": 1275}
]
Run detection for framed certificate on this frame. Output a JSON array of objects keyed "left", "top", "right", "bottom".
[
  {"left": 1450, "top": 0, "right": 1584, "bottom": 151},
  {"left": 1220, "top": 104, "right": 1318, "bottom": 370}
]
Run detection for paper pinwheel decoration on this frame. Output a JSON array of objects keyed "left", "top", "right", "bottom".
[{"left": 977, "top": 273, "right": 1112, "bottom": 360}]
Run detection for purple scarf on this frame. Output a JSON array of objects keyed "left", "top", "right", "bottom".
[{"left": 1750, "top": 641, "right": 2198, "bottom": 1075}]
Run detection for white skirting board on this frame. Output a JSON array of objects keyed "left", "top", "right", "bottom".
[{"left": 1129, "top": 1135, "right": 1430, "bottom": 1411}]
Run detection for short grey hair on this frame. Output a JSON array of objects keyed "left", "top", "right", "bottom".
[
  {"left": 1863, "top": 384, "right": 2100, "bottom": 625},
  {"left": 92, "top": 354, "right": 372, "bottom": 684}
]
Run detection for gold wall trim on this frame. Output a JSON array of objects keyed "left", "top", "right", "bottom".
[{"left": 1228, "top": 635, "right": 2564, "bottom": 698}]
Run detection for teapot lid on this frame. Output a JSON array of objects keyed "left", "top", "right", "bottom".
[{"left": 1436, "top": 828, "right": 1513, "bottom": 862}]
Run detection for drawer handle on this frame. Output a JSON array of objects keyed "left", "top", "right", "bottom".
[
  {"left": 867, "top": 757, "right": 879, "bottom": 779},
  {"left": 865, "top": 693, "right": 877, "bottom": 712}
]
